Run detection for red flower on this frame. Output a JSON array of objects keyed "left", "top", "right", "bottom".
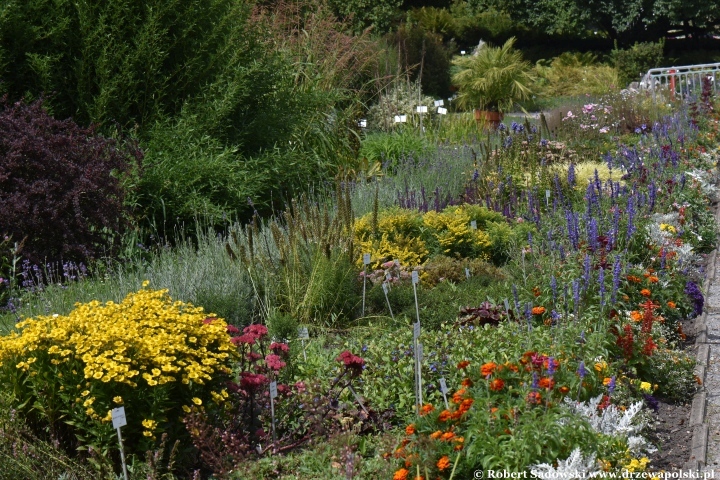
[
  {"left": 231, "top": 334, "right": 257, "bottom": 345},
  {"left": 270, "top": 342, "right": 289, "bottom": 355},
  {"left": 239, "top": 372, "right": 267, "bottom": 391},
  {"left": 642, "top": 336, "right": 657, "bottom": 356},
  {"left": 457, "top": 360, "right": 470, "bottom": 370},
  {"left": 538, "top": 377, "right": 555, "bottom": 390},
  {"left": 336, "top": 350, "right": 365, "bottom": 376},
  {"left": 526, "top": 391, "right": 542, "bottom": 404}
]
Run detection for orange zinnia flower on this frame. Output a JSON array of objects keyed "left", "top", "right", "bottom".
[
  {"left": 437, "top": 456, "right": 451, "bottom": 471},
  {"left": 420, "top": 404, "right": 435, "bottom": 416},
  {"left": 532, "top": 306, "right": 546, "bottom": 315},
  {"left": 457, "top": 360, "right": 470, "bottom": 369},
  {"left": 393, "top": 468, "right": 409, "bottom": 480},
  {"left": 647, "top": 276, "right": 659, "bottom": 283},
  {"left": 489, "top": 378, "right": 505, "bottom": 391},
  {"left": 405, "top": 424, "right": 415, "bottom": 435},
  {"left": 480, "top": 362, "right": 497, "bottom": 377},
  {"left": 640, "top": 289, "right": 651, "bottom": 297},
  {"left": 438, "top": 410, "right": 452, "bottom": 422},
  {"left": 452, "top": 388, "right": 466, "bottom": 404},
  {"left": 630, "top": 311, "right": 643, "bottom": 322},
  {"left": 667, "top": 301, "right": 676, "bottom": 309}
]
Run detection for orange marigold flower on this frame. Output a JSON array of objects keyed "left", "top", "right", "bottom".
[
  {"left": 538, "top": 377, "right": 555, "bottom": 390},
  {"left": 667, "top": 301, "right": 677, "bottom": 309},
  {"left": 559, "top": 386, "right": 570, "bottom": 394},
  {"left": 405, "top": 424, "right": 416, "bottom": 435},
  {"left": 480, "top": 362, "right": 497, "bottom": 377},
  {"left": 532, "top": 286, "right": 541, "bottom": 297},
  {"left": 490, "top": 407, "right": 499, "bottom": 414},
  {"left": 640, "top": 289, "right": 652, "bottom": 297},
  {"left": 647, "top": 276, "right": 659, "bottom": 283},
  {"left": 630, "top": 311, "right": 643, "bottom": 322},
  {"left": 532, "top": 306, "right": 546, "bottom": 315},
  {"left": 627, "top": 275, "right": 642, "bottom": 283},
  {"left": 437, "top": 456, "right": 451, "bottom": 471},
  {"left": 504, "top": 362, "right": 519, "bottom": 372},
  {"left": 452, "top": 388, "right": 466, "bottom": 404},
  {"left": 430, "top": 430, "right": 443, "bottom": 439},
  {"left": 602, "top": 377, "right": 612, "bottom": 386},
  {"left": 420, "top": 404, "right": 434, "bottom": 416},
  {"left": 489, "top": 378, "right": 505, "bottom": 391},
  {"left": 438, "top": 410, "right": 452, "bottom": 422},
  {"left": 454, "top": 444, "right": 464, "bottom": 451},
  {"left": 440, "top": 431, "right": 456, "bottom": 441},
  {"left": 393, "top": 468, "right": 409, "bottom": 480},
  {"left": 458, "top": 398, "right": 474, "bottom": 414},
  {"left": 457, "top": 360, "right": 470, "bottom": 369},
  {"left": 526, "top": 391, "right": 542, "bottom": 404},
  {"left": 461, "top": 378, "right": 474, "bottom": 387}
]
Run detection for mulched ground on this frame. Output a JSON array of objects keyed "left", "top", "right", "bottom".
[{"left": 647, "top": 313, "right": 700, "bottom": 470}]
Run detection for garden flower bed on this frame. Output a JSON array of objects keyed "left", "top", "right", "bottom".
[{"left": 1, "top": 90, "right": 719, "bottom": 479}]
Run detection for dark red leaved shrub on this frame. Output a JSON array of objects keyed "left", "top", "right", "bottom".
[{"left": 0, "top": 97, "right": 142, "bottom": 265}]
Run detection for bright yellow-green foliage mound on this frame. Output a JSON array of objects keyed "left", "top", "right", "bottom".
[
  {"left": 0, "top": 285, "right": 236, "bottom": 454},
  {"left": 355, "top": 206, "right": 493, "bottom": 268}
]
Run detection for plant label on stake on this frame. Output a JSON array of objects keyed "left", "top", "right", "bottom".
[
  {"left": 411, "top": 270, "right": 420, "bottom": 325},
  {"left": 298, "top": 327, "right": 309, "bottom": 361},
  {"left": 465, "top": 267, "right": 470, "bottom": 279},
  {"left": 382, "top": 283, "right": 395, "bottom": 320},
  {"left": 470, "top": 220, "right": 477, "bottom": 230},
  {"left": 439, "top": 378, "right": 449, "bottom": 409},
  {"left": 362, "top": 253, "right": 371, "bottom": 316},
  {"left": 504, "top": 298, "right": 510, "bottom": 313},
  {"left": 416, "top": 106, "right": 428, "bottom": 113},
  {"left": 546, "top": 189, "right": 551, "bottom": 206},
  {"left": 112, "top": 407, "right": 128, "bottom": 480},
  {"left": 437, "top": 107, "right": 447, "bottom": 115},
  {"left": 394, "top": 115, "right": 407, "bottom": 123},
  {"left": 269, "top": 381, "right": 278, "bottom": 445},
  {"left": 434, "top": 99, "right": 444, "bottom": 107},
  {"left": 358, "top": 119, "right": 367, "bottom": 128}
]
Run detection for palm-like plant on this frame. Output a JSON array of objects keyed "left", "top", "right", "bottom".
[{"left": 451, "top": 37, "right": 536, "bottom": 113}]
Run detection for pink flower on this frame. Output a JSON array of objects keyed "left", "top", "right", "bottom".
[
  {"left": 294, "top": 381, "right": 306, "bottom": 393},
  {"left": 247, "top": 352, "right": 263, "bottom": 362},
  {"left": 381, "top": 260, "right": 395, "bottom": 269},
  {"left": 265, "top": 354, "right": 286, "bottom": 371},
  {"left": 226, "top": 325, "right": 240, "bottom": 334},
  {"left": 203, "top": 317, "right": 216, "bottom": 325}
]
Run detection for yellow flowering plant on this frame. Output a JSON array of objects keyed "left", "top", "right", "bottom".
[{"left": 0, "top": 285, "right": 237, "bottom": 456}]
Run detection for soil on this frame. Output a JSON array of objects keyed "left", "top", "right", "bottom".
[{"left": 647, "top": 313, "right": 701, "bottom": 470}]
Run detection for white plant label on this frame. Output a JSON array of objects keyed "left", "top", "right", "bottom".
[
  {"left": 269, "top": 381, "right": 278, "bottom": 399},
  {"left": 504, "top": 298, "right": 510, "bottom": 312},
  {"left": 465, "top": 267, "right": 470, "bottom": 279},
  {"left": 411, "top": 270, "right": 419, "bottom": 285},
  {"left": 461, "top": 50, "right": 466, "bottom": 55},
  {"left": 298, "top": 327, "right": 309, "bottom": 340},
  {"left": 437, "top": 107, "right": 448, "bottom": 115},
  {"left": 434, "top": 99, "right": 444, "bottom": 107},
  {"left": 546, "top": 189, "right": 551, "bottom": 199},
  {"left": 417, "top": 343, "right": 423, "bottom": 362},
  {"left": 112, "top": 407, "right": 127, "bottom": 429},
  {"left": 363, "top": 253, "right": 371, "bottom": 265},
  {"left": 386, "top": 273, "right": 392, "bottom": 281},
  {"left": 382, "top": 283, "right": 389, "bottom": 294},
  {"left": 470, "top": 220, "right": 477, "bottom": 230},
  {"left": 413, "top": 321, "right": 421, "bottom": 340},
  {"left": 439, "top": 377, "right": 448, "bottom": 394},
  {"left": 358, "top": 119, "right": 367, "bottom": 128},
  {"left": 416, "top": 105, "right": 428, "bottom": 113}
]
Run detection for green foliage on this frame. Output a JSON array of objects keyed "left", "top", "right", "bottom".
[
  {"left": 612, "top": 40, "right": 665, "bottom": 86},
  {"left": 451, "top": 37, "right": 536, "bottom": 112},
  {"left": 359, "top": 130, "right": 433, "bottom": 168},
  {"left": 535, "top": 52, "right": 620, "bottom": 96},
  {"left": 326, "top": 0, "right": 402, "bottom": 34},
  {"left": 391, "top": 23, "right": 453, "bottom": 97}
]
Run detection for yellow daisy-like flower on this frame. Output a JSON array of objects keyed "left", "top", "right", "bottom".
[
  {"left": 143, "top": 430, "right": 153, "bottom": 437},
  {"left": 182, "top": 405, "right": 192, "bottom": 413},
  {"left": 142, "top": 280, "right": 150, "bottom": 287},
  {"left": 142, "top": 419, "right": 158, "bottom": 430},
  {"left": 639, "top": 382, "right": 652, "bottom": 393},
  {"left": 192, "top": 397, "right": 202, "bottom": 406},
  {"left": 113, "top": 396, "right": 123, "bottom": 404}
]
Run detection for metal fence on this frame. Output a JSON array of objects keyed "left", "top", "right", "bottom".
[{"left": 639, "top": 63, "right": 720, "bottom": 101}]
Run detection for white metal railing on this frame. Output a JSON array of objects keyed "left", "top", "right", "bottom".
[{"left": 639, "top": 62, "right": 720, "bottom": 101}]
